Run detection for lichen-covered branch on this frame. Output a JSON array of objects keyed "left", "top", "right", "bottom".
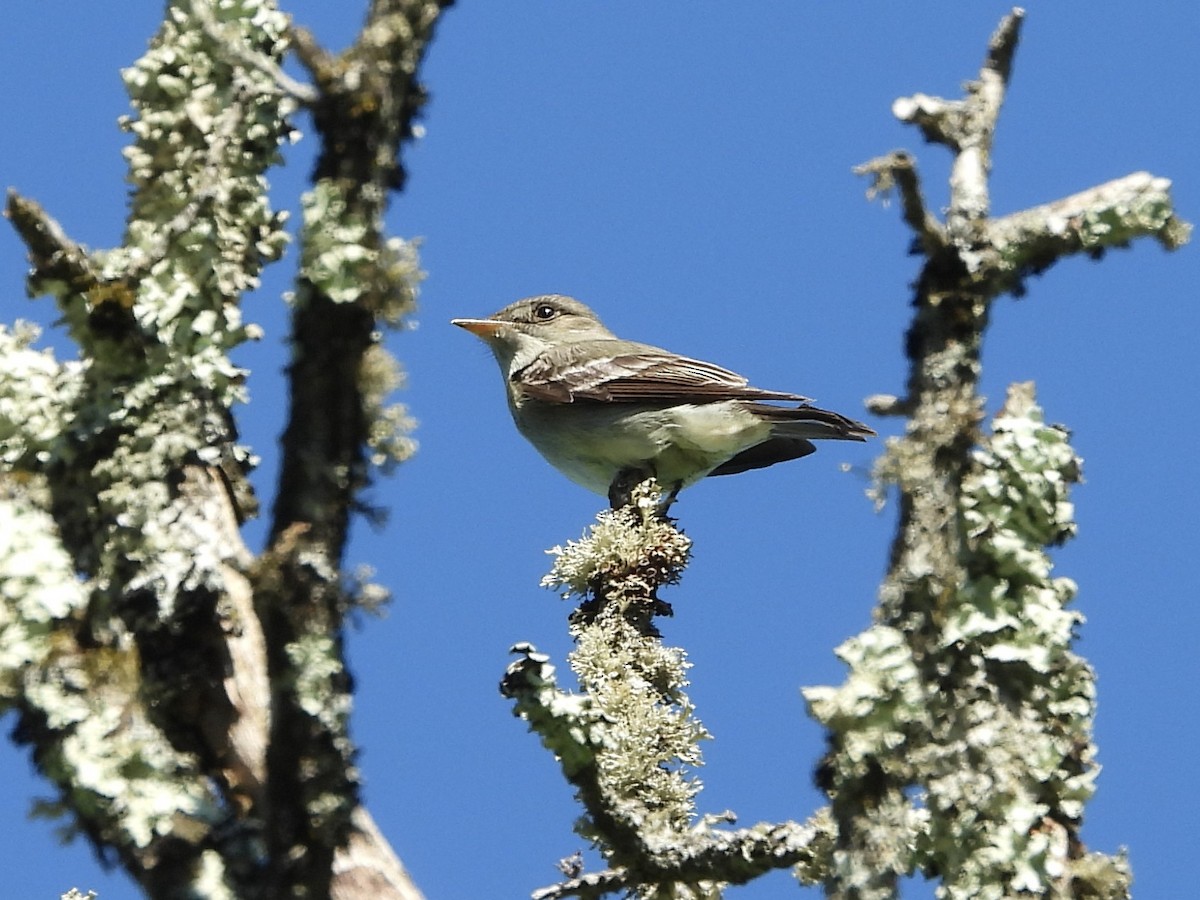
[
  {"left": 504, "top": 483, "right": 835, "bottom": 898},
  {"left": 254, "top": 3, "right": 449, "bottom": 896},
  {"left": 2, "top": 1, "right": 442, "bottom": 897},
  {"left": 807, "top": 9, "right": 1187, "bottom": 900},
  {"left": 526, "top": 815, "right": 834, "bottom": 900},
  {"left": 269, "top": 0, "right": 451, "bottom": 554},
  {"left": 498, "top": 20, "right": 1190, "bottom": 898},
  {"left": 988, "top": 173, "right": 1191, "bottom": 291},
  {"left": 2, "top": 1, "right": 292, "bottom": 895},
  {"left": 809, "top": 385, "right": 1125, "bottom": 898}
]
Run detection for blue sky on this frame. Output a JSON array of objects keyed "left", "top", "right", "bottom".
[{"left": 2, "top": 3, "right": 1197, "bottom": 898}]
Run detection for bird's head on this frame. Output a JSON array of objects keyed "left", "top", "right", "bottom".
[{"left": 452, "top": 294, "right": 615, "bottom": 372}]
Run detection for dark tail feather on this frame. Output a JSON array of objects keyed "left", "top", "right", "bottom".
[
  {"left": 747, "top": 401, "right": 875, "bottom": 442},
  {"left": 707, "top": 403, "right": 873, "bottom": 478},
  {"left": 708, "top": 437, "right": 816, "bottom": 476}
]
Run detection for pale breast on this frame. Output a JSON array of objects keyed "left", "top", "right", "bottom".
[{"left": 512, "top": 400, "right": 769, "bottom": 494}]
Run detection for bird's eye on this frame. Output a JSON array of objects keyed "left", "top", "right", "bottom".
[{"left": 533, "top": 303, "right": 558, "bottom": 321}]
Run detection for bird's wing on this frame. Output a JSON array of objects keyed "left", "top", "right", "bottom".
[{"left": 513, "top": 340, "right": 811, "bottom": 404}]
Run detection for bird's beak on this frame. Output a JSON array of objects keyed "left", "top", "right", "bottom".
[{"left": 451, "top": 317, "right": 505, "bottom": 339}]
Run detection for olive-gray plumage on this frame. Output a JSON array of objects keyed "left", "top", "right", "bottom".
[{"left": 452, "top": 295, "right": 874, "bottom": 497}]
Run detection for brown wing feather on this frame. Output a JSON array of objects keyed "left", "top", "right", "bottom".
[{"left": 515, "top": 341, "right": 811, "bottom": 405}]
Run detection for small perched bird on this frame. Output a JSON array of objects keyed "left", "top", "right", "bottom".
[{"left": 452, "top": 295, "right": 874, "bottom": 505}]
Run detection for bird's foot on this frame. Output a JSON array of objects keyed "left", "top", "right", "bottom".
[
  {"left": 608, "top": 466, "right": 679, "bottom": 520},
  {"left": 608, "top": 465, "right": 654, "bottom": 510}
]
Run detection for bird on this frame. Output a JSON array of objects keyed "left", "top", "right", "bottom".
[{"left": 452, "top": 294, "right": 874, "bottom": 506}]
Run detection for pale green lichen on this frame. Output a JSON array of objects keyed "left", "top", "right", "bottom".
[
  {"left": 294, "top": 179, "right": 423, "bottom": 474},
  {"left": 570, "top": 609, "right": 707, "bottom": 840},
  {"left": 1, "top": 483, "right": 221, "bottom": 852},
  {"left": 518, "top": 489, "right": 714, "bottom": 876},
  {"left": 115, "top": 0, "right": 293, "bottom": 379},
  {"left": 3, "top": 0, "right": 293, "bottom": 882},
  {"left": 11, "top": 0, "right": 295, "bottom": 614},
  {"left": 191, "top": 849, "right": 239, "bottom": 900},
  {"left": 542, "top": 489, "right": 692, "bottom": 602},
  {"left": 297, "top": 182, "right": 422, "bottom": 316},
  {"left": 0, "top": 323, "right": 82, "bottom": 471},
  {"left": 519, "top": 487, "right": 838, "bottom": 892},
  {"left": 288, "top": 632, "right": 352, "bottom": 727},
  {"left": 359, "top": 343, "right": 417, "bottom": 470},
  {"left": 346, "top": 563, "right": 391, "bottom": 614},
  {"left": 503, "top": 644, "right": 611, "bottom": 779},
  {"left": 807, "top": 383, "right": 1119, "bottom": 897},
  {"left": 0, "top": 482, "right": 89, "bottom": 696},
  {"left": 298, "top": 182, "right": 375, "bottom": 305}
]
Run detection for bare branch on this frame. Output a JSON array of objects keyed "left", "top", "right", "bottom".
[
  {"left": 854, "top": 151, "right": 946, "bottom": 256},
  {"left": 331, "top": 808, "right": 426, "bottom": 900},
  {"left": 893, "top": 8, "right": 1024, "bottom": 237}
]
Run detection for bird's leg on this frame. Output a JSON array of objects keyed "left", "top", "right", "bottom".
[
  {"left": 662, "top": 481, "right": 683, "bottom": 511},
  {"left": 608, "top": 465, "right": 681, "bottom": 520},
  {"left": 608, "top": 464, "right": 655, "bottom": 510}
]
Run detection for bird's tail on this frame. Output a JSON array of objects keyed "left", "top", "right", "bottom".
[
  {"left": 706, "top": 402, "right": 874, "bottom": 478},
  {"left": 747, "top": 401, "right": 876, "bottom": 442}
]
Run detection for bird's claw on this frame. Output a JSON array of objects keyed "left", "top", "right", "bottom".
[{"left": 608, "top": 467, "right": 679, "bottom": 519}]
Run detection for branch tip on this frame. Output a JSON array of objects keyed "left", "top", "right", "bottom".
[{"left": 984, "top": 8, "right": 1025, "bottom": 85}]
